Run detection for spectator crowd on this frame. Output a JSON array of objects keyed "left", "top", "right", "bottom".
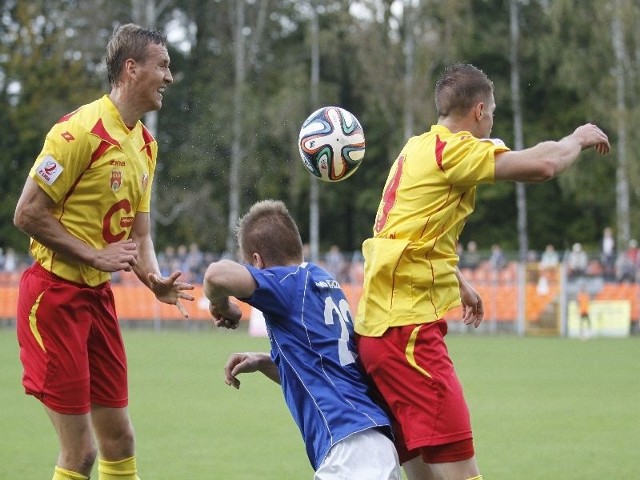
[{"left": 3, "top": 228, "right": 640, "bottom": 286}]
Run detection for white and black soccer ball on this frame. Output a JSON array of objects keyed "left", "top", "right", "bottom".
[{"left": 298, "top": 106, "right": 365, "bottom": 182}]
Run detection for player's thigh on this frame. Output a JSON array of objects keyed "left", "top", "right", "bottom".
[
  {"left": 315, "top": 429, "right": 401, "bottom": 480},
  {"left": 88, "top": 284, "right": 129, "bottom": 408},
  {"left": 45, "top": 406, "right": 96, "bottom": 457}
]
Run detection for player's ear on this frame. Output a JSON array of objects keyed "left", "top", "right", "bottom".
[
  {"left": 474, "top": 102, "right": 484, "bottom": 121},
  {"left": 252, "top": 253, "right": 265, "bottom": 269},
  {"left": 123, "top": 58, "right": 137, "bottom": 78}
]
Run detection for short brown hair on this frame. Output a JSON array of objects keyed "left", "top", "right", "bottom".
[
  {"left": 236, "top": 200, "right": 303, "bottom": 266},
  {"left": 435, "top": 63, "right": 494, "bottom": 119},
  {"left": 106, "top": 23, "right": 168, "bottom": 87}
]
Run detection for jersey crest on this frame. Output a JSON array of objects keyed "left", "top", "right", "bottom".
[{"left": 110, "top": 170, "right": 122, "bottom": 191}]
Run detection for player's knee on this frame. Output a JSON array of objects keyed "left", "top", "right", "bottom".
[
  {"left": 99, "top": 424, "right": 136, "bottom": 459},
  {"left": 59, "top": 443, "right": 98, "bottom": 475}
]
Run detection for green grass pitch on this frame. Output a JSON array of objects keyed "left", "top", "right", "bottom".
[{"left": 1, "top": 326, "right": 638, "bottom": 479}]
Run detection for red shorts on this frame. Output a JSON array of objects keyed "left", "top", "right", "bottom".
[
  {"left": 16, "top": 262, "right": 128, "bottom": 414},
  {"left": 357, "top": 320, "right": 474, "bottom": 464}
]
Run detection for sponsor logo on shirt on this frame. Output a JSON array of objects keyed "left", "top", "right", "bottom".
[
  {"left": 110, "top": 170, "right": 122, "bottom": 192},
  {"left": 315, "top": 279, "right": 341, "bottom": 289},
  {"left": 61, "top": 131, "right": 75, "bottom": 142},
  {"left": 141, "top": 173, "right": 149, "bottom": 191},
  {"left": 35, "top": 155, "right": 64, "bottom": 186}
]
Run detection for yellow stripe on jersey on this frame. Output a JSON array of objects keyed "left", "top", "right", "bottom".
[{"left": 28, "top": 95, "right": 157, "bottom": 286}]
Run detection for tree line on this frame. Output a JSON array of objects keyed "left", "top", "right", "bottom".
[{"left": 1, "top": 0, "right": 639, "bottom": 260}]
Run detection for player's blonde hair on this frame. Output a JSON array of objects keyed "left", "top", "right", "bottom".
[
  {"left": 236, "top": 200, "right": 303, "bottom": 267},
  {"left": 106, "top": 23, "right": 168, "bottom": 87}
]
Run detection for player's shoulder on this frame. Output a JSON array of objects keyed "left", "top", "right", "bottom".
[
  {"left": 54, "top": 96, "right": 105, "bottom": 127},
  {"left": 46, "top": 97, "right": 107, "bottom": 143}
]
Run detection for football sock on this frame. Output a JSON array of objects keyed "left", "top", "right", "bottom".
[
  {"left": 52, "top": 466, "right": 89, "bottom": 480},
  {"left": 467, "top": 476, "right": 483, "bottom": 480},
  {"left": 98, "top": 456, "right": 140, "bottom": 480}
]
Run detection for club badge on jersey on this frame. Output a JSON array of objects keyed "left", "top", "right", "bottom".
[{"left": 110, "top": 170, "right": 122, "bottom": 192}]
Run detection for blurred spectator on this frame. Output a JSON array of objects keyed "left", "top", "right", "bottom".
[
  {"left": 577, "top": 287, "right": 592, "bottom": 340},
  {"left": 460, "top": 240, "right": 481, "bottom": 270},
  {"left": 186, "top": 242, "right": 204, "bottom": 282},
  {"left": 617, "top": 239, "right": 639, "bottom": 283},
  {"left": 567, "top": 242, "right": 588, "bottom": 279},
  {"left": 349, "top": 250, "right": 365, "bottom": 285},
  {"left": 158, "top": 245, "right": 176, "bottom": 277},
  {"left": 176, "top": 244, "right": 189, "bottom": 272},
  {"left": 5, "top": 248, "right": 16, "bottom": 272},
  {"left": 324, "top": 245, "right": 347, "bottom": 283},
  {"left": 488, "top": 244, "right": 506, "bottom": 271},
  {"left": 600, "top": 227, "right": 616, "bottom": 281},
  {"left": 539, "top": 244, "right": 560, "bottom": 271},
  {"left": 536, "top": 273, "right": 550, "bottom": 295}
]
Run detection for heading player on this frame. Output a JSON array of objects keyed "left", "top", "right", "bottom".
[{"left": 203, "top": 199, "right": 401, "bottom": 479}]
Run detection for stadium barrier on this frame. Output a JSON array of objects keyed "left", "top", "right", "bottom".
[{"left": 0, "top": 269, "right": 638, "bottom": 332}]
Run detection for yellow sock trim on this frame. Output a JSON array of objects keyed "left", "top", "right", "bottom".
[
  {"left": 98, "top": 456, "right": 140, "bottom": 480},
  {"left": 467, "top": 476, "right": 483, "bottom": 480},
  {"left": 53, "top": 466, "right": 89, "bottom": 480}
]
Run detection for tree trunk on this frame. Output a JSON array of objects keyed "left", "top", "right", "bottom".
[
  {"left": 226, "top": 0, "right": 246, "bottom": 256},
  {"left": 309, "top": 3, "right": 320, "bottom": 263},
  {"left": 510, "top": 0, "right": 527, "bottom": 336},
  {"left": 612, "top": 0, "right": 630, "bottom": 248}
]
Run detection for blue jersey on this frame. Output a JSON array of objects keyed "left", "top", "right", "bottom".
[{"left": 244, "top": 262, "right": 393, "bottom": 470}]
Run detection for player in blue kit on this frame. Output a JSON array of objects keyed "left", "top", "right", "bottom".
[{"left": 203, "top": 199, "right": 401, "bottom": 479}]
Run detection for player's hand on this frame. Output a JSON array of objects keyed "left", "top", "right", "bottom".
[
  {"left": 209, "top": 301, "right": 242, "bottom": 329},
  {"left": 459, "top": 280, "right": 484, "bottom": 328},
  {"left": 94, "top": 239, "right": 138, "bottom": 272},
  {"left": 148, "top": 271, "right": 195, "bottom": 317},
  {"left": 574, "top": 123, "right": 611, "bottom": 155},
  {"left": 224, "top": 352, "right": 263, "bottom": 389}
]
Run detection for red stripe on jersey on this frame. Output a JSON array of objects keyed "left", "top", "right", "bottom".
[
  {"left": 91, "top": 119, "right": 121, "bottom": 148},
  {"left": 57, "top": 107, "right": 82, "bottom": 124},
  {"left": 435, "top": 135, "right": 446, "bottom": 172},
  {"left": 375, "top": 154, "right": 405, "bottom": 234},
  {"left": 140, "top": 125, "right": 155, "bottom": 160}
]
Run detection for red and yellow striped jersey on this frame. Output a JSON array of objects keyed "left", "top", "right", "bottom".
[
  {"left": 356, "top": 125, "right": 510, "bottom": 336},
  {"left": 29, "top": 95, "right": 157, "bottom": 286}
]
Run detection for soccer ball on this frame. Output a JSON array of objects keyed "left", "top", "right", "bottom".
[{"left": 298, "top": 106, "right": 365, "bottom": 182}]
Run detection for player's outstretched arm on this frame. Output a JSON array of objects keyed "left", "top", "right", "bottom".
[
  {"left": 224, "top": 352, "right": 280, "bottom": 389},
  {"left": 495, "top": 123, "right": 610, "bottom": 183},
  {"left": 203, "top": 260, "right": 257, "bottom": 329}
]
